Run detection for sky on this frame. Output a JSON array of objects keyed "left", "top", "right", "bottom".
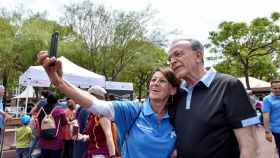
[{"left": 0, "top": 0, "right": 280, "bottom": 66}]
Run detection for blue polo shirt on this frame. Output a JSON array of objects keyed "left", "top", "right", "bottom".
[
  {"left": 113, "top": 99, "right": 176, "bottom": 158},
  {"left": 263, "top": 94, "right": 280, "bottom": 133}
]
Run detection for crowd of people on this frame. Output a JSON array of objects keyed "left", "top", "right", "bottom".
[
  {"left": 1, "top": 38, "right": 280, "bottom": 158},
  {"left": 15, "top": 86, "right": 120, "bottom": 158}
]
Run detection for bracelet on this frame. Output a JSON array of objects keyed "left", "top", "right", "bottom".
[
  {"left": 109, "top": 155, "right": 116, "bottom": 158},
  {"left": 265, "top": 129, "right": 271, "bottom": 133}
]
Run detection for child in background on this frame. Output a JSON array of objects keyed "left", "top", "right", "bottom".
[{"left": 16, "top": 114, "right": 32, "bottom": 158}]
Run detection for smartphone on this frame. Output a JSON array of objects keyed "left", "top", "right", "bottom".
[
  {"left": 49, "top": 32, "right": 59, "bottom": 57},
  {"left": 72, "top": 125, "right": 79, "bottom": 136}
]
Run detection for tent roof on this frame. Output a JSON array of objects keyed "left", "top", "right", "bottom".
[
  {"left": 238, "top": 77, "right": 270, "bottom": 89},
  {"left": 13, "top": 85, "right": 35, "bottom": 99},
  {"left": 19, "top": 56, "right": 106, "bottom": 88},
  {"left": 105, "top": 81, "right": 133, "bottom": 91}
]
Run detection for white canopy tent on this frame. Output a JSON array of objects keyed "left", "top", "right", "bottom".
[
  {"left": 13, "top": 85, "right": 35, "bottom": 116},
  {"left": 105, "top": 81, "right": 134, "bottom": 100},
  {"left": 238, "top": 77, "right": 270, "bottom": 90},
  {"left": 19, "top": 56, "right": 106, "bottom": 88}
]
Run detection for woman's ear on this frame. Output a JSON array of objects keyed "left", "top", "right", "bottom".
[{"left": 170, "top": 87, "right": 177, "bottom": 95}]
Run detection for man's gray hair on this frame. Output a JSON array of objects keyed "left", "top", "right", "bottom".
[
  {"left": 171, "top": 38, "right": 204, "bottom": 53},
  {"left": 171, "top": 38, "right": 204, "bottom": 64}
]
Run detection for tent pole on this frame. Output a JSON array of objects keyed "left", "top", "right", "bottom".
[
  {"left": 25, "top": 97, "right": 28, "bottom": 114},
  {"left": 16, "top": 98, "right": 19, "bottom": 118}
]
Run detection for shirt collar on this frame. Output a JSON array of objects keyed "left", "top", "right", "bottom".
[
  {"left": 143, "top": 98, "right": 169, "bottom": 119},
  {"left": 180, "top": 69, "right": 216, "bottom": 89}
]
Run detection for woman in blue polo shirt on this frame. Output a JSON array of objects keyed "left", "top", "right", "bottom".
[{"left": 37, "top": 51, "right": 179, "bottom": 158}]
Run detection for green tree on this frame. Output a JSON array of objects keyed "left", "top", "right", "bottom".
[
  {"left": 0, "top": 16, "right": 21, "bottom": 89},
  {"left": 118, "top": 41, "right": 167, "bottom": 99},
  {"left": 62, "top": 1, "right": 166, "bottom": 81},
  {"left": 208, "top": 12, "right": 280, "bottom": 89}
]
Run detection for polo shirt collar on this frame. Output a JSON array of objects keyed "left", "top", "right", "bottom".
[
  {"left": 180, "top": 68, "right": 216, "bottom": 89},
  {"left": 143, "top": 98, "right": 169, "bottom": 119}
]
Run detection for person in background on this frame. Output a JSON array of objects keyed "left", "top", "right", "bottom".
[
  {"left": 30, "top": 90, "right": 50, "bottom": 115},
  {"left": 263, "top": 80, "right": 280, "bottom": 156},
  {"left": 0, "top": 85, "right": 6, "bottom": 136},
  {"left": 168, "top": 38, "right": 259, "bottom": 158},
  {"left": 16, "top": 114, "right": 32, "bottom": 158},
  {"left": 247, "top": 90, "right": 258, "bottom": 111},
  {"left": 37, "top": 51, "right": 179, "bottom": 158},
  {"left": 62, "top": 98, "right": 76, "bottom": 158},
  {"left": 29, "top": 111, "right": 41, "bottom": 158},
  {"left": 73, "top": 103, "right": 90, "bottom": 158},
  {"left": 37, "top": 93, "right": 68, "bottom": 158},
  {"left": 79, "top": 86, "right": 117, "bottom": 158}
]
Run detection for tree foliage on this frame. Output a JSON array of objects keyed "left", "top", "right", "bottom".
[
  {"left": 61, "top": 1, "right": 165, "bottom": 81},
  {"left": 208, "top": 12, "right": 280, "bottom": 89},
  {"left": 118, "top": 41, "right": 167, "bottom": 99},
  {"left": 0, "top": 2, "right": 168, "bottom": 100}
]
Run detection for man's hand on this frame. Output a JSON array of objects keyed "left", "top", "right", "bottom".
[
  {"left": 3, "top": 112, "right": 11, "bottom": 122},
  {"left": 37, "top": 51, "right": 63, "bottom": 87},
  {"left": 265, "top": 132, "right": 273, "bottom": 142}
]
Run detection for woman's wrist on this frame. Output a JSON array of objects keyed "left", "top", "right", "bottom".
[{"left": 265, "top": 129, "right": 271, "bottom": 134}]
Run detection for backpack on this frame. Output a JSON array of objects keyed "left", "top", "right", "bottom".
[{"left": 40, "top": 107, "right": 61, "bottom": 139}]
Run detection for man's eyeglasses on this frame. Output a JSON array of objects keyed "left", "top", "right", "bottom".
[{"left": 168, "top": 50, "right": 185, "bottom": 62}]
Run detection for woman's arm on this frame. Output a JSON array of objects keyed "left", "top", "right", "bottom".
[
  {"left": 99, "top": 117, "right": 116, "bottom": 157},
  {"left": 37, "top": 51, "right": 114, "bottom": 119},
  {"left": 37, "top": 51, "right": 94, "bottom": 108}
]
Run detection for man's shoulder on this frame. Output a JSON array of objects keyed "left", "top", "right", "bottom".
[
  {"left": 212, "top": 72, "right": 239, "bottom": 85},
  {"left": 215, "top": 72, "right": 237, "bottom": 81}
]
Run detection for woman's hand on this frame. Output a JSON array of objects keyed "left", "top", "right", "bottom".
[{"left": 37, "top": 51, "right": 63, "bottom": 87}]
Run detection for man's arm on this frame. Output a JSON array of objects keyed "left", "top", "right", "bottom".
[
  {"left": 0, "top": 109, "right": 11, "bottom": 121},
  {"left": 29, "top": 104, "right": 39, "bottom": 115},
  {"left": 263, "top": 112, "right": 273, "bottom": 142},
  {"left": 234, "top": 125, "right": 258, "bottom": 158},
  {"left": 99, "top": 117, "right": 116, "bottom": 157}
]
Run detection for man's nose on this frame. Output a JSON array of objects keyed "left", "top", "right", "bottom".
[{"left": 170, "top": 57, "right": 177, "bottom": 66}]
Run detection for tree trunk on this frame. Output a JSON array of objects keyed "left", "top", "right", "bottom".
[
  {"left": 2, "top": 72, "right": 7, "bottom": 110},
  {"left": 138, "top": 84, "right": 142, "bottom": 102},
  {"left": 243, "top": 62, "right": 251, "bottom": 90}
]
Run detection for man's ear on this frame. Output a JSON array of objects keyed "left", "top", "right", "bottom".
[{"left": 196, "top": 51, "right": 203, "bottom": 63}]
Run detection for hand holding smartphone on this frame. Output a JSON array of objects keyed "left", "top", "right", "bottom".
[{"left": 73, "top": 125, "right": 79, "bottom": 136}]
